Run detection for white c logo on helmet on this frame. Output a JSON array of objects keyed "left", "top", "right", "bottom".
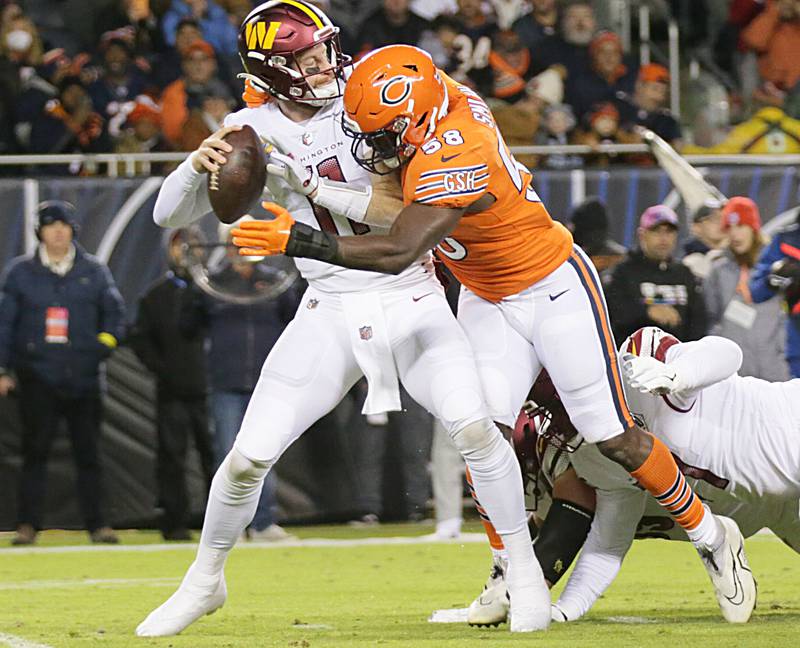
[{"left": 373, "top": 75, "right": 421, "bottom": 106}]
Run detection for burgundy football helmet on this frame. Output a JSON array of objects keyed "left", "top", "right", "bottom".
[
  {"left": 513, "top": 370, "right": 583, "bottom": 456},
  {"left": 238, "top": 0, "right": 349, "bottom": 105}
]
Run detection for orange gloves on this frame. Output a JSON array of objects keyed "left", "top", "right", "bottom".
[
  {"left": 232, "top": 202, "right": 296, "bottom": 256},
  {"left": 242, "top": 79, "right": 269, "bottom": 109}
]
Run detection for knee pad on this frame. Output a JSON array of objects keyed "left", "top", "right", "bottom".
[
  {"left": 450, "top": 418, "right": 501, "bottom": 457},
  {"left": 225, "top": 448, "right": 269, "bottom": 487}
]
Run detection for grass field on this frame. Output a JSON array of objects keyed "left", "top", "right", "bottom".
[{"left": 0, "top": 525, "right": 798, "bottom": 647}]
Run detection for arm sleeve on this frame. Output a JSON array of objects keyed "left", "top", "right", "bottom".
[
  {"left": 555, "top": 488, "right": 646, "bottom": 620},
  {"left": 0, "top": 264, "right": 20, "bottom": 369},
  {"left": 153, "top": 156, "right": 212, "bottom": 228},
  {"left": 666, "top": 336, "right": 743, "bottom": 394},
  {"left": 750, "top": 235, "right": 783, "bottom": 303},
  {"left": 98, "top": 265, "right": 126, "bottom": 343}
]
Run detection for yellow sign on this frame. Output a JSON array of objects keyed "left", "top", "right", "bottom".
[{"left": 245, "top": 21, "right": 281, "bottom": 50}]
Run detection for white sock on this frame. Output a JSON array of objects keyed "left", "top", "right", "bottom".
[
  {"left": 193, "top": 450, "right": 267, "bottom": 577},
  {"left": 502, "top": 528, "right": 547, "bottom": 595},
  {"left": 686, "top": 504, "right": 724, "bottom": 553},
  {"left": 457, "top": 420, "right": 527, "bottom": 535}
]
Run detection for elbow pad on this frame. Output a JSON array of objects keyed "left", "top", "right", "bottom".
[
  {"left": 313, "top": 178, "right": 373, "bottom": 223},
  {"left": 534, "top": 499, "right": 594, "bottom": 585}
]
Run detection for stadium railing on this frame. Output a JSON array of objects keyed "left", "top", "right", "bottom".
[{"left": 0, "top": 148, "right": 798, "bottom": 177}]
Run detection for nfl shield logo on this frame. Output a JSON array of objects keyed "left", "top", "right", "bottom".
[
  {"left": 359, "top": 326, "right": 373, "bottom": 341},
  {"left": 302, "top": 131, "right": 314, "bottom": 146}
]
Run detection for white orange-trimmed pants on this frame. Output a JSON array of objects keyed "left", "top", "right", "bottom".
[{"left": 457, "top": 245, "right": 634, "bottom": 444}]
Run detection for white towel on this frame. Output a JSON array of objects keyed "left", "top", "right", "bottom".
[{"left": 340, "top": 291, "right": 402, "bottom": 415}]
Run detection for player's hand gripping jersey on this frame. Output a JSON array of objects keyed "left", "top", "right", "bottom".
[{"left": 402, "top": 75, "right": 573, "bottom": 302}]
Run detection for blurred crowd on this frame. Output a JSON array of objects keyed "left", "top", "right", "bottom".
[{"left": 0, "top": 0, "right": 799, "bottom": 174}]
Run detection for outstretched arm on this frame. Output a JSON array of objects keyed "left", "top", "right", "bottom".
[
  {"left": 233, "top": 201, "right": 464, "bottom": 275},
  {"left": 623, "top": 336, "right": 743, "bottom": 398}
]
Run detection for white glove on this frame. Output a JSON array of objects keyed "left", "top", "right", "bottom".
[
  {"left": 620, "top": 353, "right": 686, "bottom": 395},
  {"left": 263, "top": 136, "right": 319, "bottom": 197}
]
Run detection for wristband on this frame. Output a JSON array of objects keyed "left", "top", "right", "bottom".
[{"left": 285, "top": 222, "right": 339, "bottom": 262}]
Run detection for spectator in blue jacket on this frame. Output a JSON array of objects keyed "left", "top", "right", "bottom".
[
  {"left": 180, "top": 243, "right": 301, "bottom": 541},
  {"left": 161, "top": 0, "right": 238, "bottom": 57},
  {"left": 750, "top": 206, "right": 800, "bottom": 378},
  {"left": 0, "top": 201, "right": 125, "bottom": 545}
]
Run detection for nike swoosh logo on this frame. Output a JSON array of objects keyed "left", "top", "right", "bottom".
[
  {"left": 549, "top": 289, "right": 570, "bottom": 301},
  {"left": 725, "top": 545, "right": 745, "bottom": 606},
  {"left": 440, "top": 154, "right": 461, "bottom": 163},
  {"left": 412, "top": 292, "right": 434, "bottom": 302}
]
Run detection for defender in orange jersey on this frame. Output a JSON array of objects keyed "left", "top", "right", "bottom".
[{"left": 232, "top": 44, "right": 755, "bottom": 623}]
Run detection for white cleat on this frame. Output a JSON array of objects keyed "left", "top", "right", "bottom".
[
  {"left": 698, "top": 516, "right": 757, "bottom": 623},
  {"left": 467, "top": 557, "right": 509, "bottom": 627},
  {"left": 506, "top": 562, "right": 551, "bottom": 632},
  {"left": 135, "top": 566, "right": 227, "bottom": 637}
]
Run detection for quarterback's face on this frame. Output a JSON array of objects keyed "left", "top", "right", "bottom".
[{"left": 294, "top": 42, "right": 335, "bottom": 88}]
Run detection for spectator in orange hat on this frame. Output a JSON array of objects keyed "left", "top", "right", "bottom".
[
  {"left": 114, "top": 94, "right": 172, "bottom": 174},
  {"left": 160, "top": 39, "right": 220, "bottom": 146},
  {"left": 565, "top": 29, "right": 638, "bottom": 120},
  {"left": 572, "top": 100, "right": 638, "bottom": 166},
  {"left": 704, "top": 196, "right": 790, "bottom": 381},
  {"left": 616, "top": 62, "right": 682, "bottom": 148}
]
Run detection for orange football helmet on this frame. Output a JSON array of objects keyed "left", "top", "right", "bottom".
[{"left": 342, "top": 45, "right": 448, "bottom": 174}]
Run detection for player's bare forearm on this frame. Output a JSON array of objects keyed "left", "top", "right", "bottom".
[{"left": 329, "top": 202, "right": 463, "bottom": 274}]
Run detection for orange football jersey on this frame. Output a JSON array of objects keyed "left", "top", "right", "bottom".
[{"left": 402, "top": 75, "right": 572, "bottom": 302}]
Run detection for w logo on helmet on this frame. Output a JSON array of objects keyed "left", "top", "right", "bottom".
[
  {"left": 245, "top": 21, "right": 282, "bottom": 49},
  {"left": 373, "top": 75, "right": 422, "bottom": 107}
]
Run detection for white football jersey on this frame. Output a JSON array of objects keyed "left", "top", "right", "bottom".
[
  {"left": 626, "top": 344, "right": 800, "bottom": 503},
  {"left": 223, "top": 100, "right": 434, "bottom": 294}
]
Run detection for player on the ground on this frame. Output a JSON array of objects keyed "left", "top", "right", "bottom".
[
  {"left": 231, "top": 43, "right": 755, "bottom": 622},
  {"left": 136, "top": 1, "right": 548, "bottom": 637},
  {"left": 466, "top": 359, "right": 799, "bottom": 625}
]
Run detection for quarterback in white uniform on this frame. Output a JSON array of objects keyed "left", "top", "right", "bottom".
[
  {"left": 136, "top": 0, "right": 547, "bottom": 637},
  {"left": 552, "top": 327, "right": 800, "bottom": 621}
]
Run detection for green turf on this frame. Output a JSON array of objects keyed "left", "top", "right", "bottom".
[{"left": 0, "top": 528, "right": 798, "bottom": 647}]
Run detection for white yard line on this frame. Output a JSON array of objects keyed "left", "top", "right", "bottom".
[
  {"left": 0, "top": 633, "right": 54, "bottom": 648},
  {"left": 0, "top": 577, "right": 180, "bottom": 591},
  {"left": 0, "top": 533, "right": 488, "bottom": 555},
  {"left": 0, "top": 529, "right": 779, "bottom": 556}
]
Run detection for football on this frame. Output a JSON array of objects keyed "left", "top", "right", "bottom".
[{"left": 208, "top": 125, "right": 268, "bottom": 224}]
